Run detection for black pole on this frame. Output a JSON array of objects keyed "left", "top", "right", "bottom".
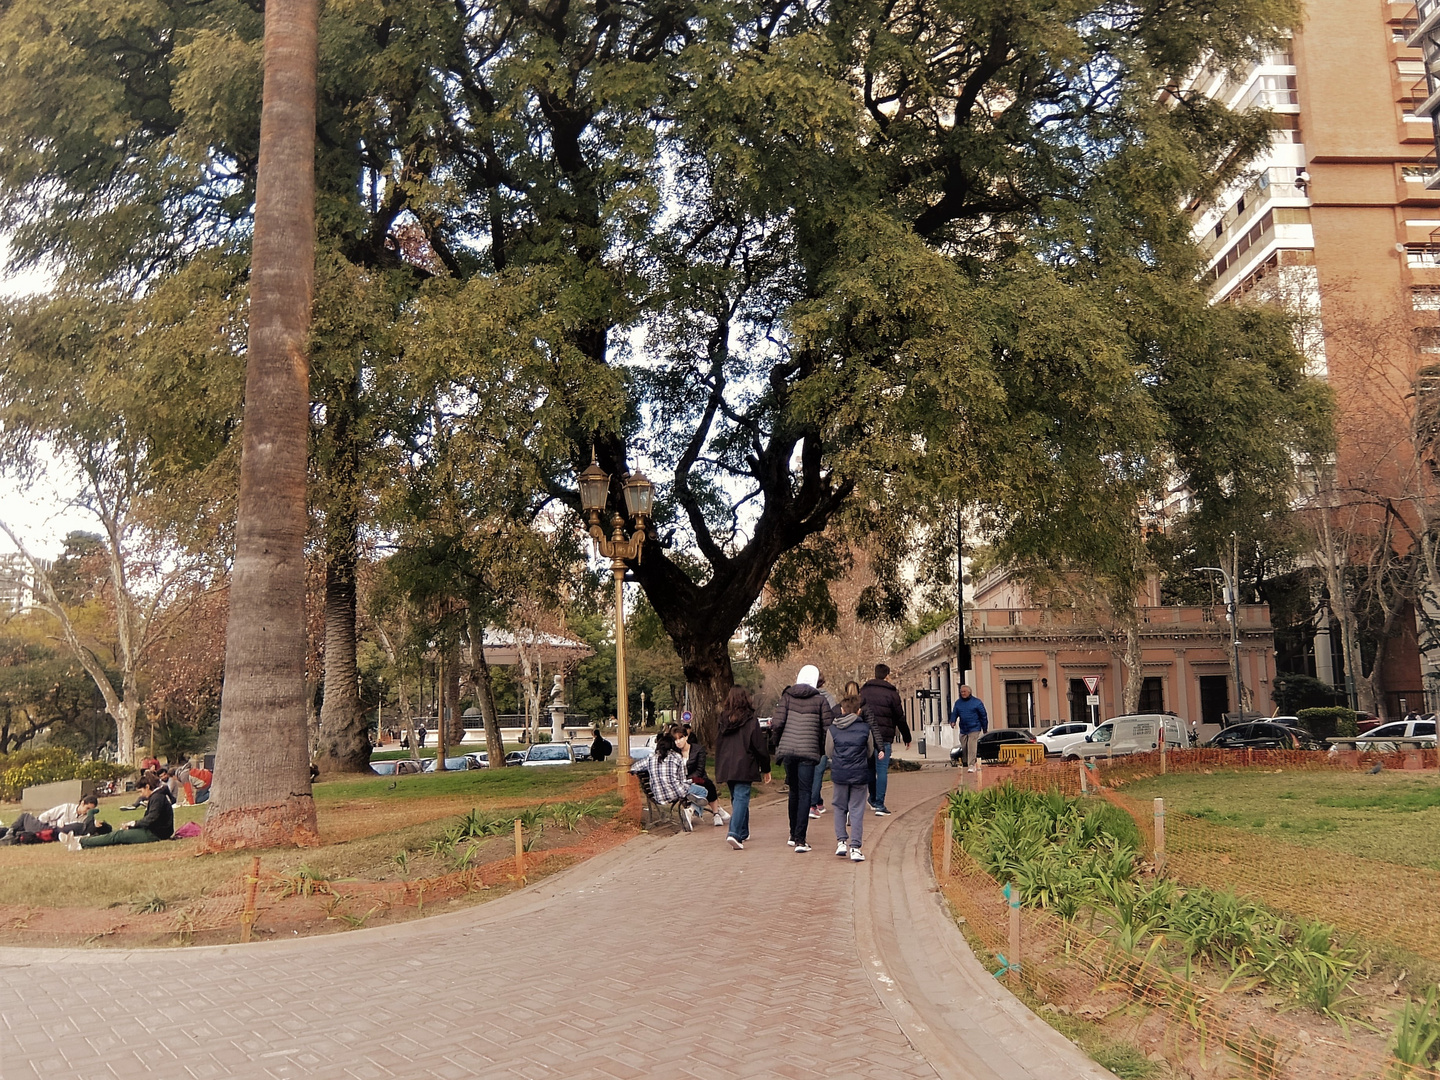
[{"left": 956, "top": 503, "right": 971, "bottom": 678}]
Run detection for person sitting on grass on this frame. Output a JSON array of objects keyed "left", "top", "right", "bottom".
[
  {"left": 64, "top": 775, "right": 174, "bottom": 850},
  {"left": 629, "top": 730, "right": 701, "bottom": 832}
]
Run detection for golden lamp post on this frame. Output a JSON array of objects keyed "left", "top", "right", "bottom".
[{"left": 576, "top": 454, "right": 655, "bottom": 768}]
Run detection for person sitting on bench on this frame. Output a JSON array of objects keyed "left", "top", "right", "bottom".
[
  {"left": 630, "top": 730, "right": 703, "bottom": 831},
  {"left": 65, "top": 776, "right": 173, "bottom": 850}
]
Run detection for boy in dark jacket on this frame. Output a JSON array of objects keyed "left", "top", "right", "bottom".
[
  {"left": 67, "top": 776, "right": 174, "bottom": 849},
  {"left": 860, "top": 664, "right": 910, "bottom": 815},
  {"left": 826, "top": 693, "right": 881, "bottom": 861}
]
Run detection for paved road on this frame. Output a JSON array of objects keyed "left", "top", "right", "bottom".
[{"left": 0, "top": 769, "right": 1112, "bottom": 1080}]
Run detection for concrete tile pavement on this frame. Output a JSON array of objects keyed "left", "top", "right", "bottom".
[{"left": 0, "top": 766, "right": 1110, "bottom": 1080}]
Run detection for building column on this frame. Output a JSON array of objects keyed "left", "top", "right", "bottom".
[
  {"left": 977, "top": 650, "right": 994, "bottom": 722},
  {"left": 1045, "top": 651, "right": 1060, "bottom": 724},
  {"left": 1174, "top": 649, "right": 1189, "bottom": 721}
]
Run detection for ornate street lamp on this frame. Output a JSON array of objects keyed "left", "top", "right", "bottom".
[{"left": 576, "top": 452, "right": 654, "bottom": 767}]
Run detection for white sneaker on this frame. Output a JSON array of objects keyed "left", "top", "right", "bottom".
[
  {"left": 718, "top": 807, "right": 731, "bottom": 823},
  {"left": 849, "top": 848, "right": 865, "bottom": 862},
  {"left": 794, "top": 843, "right": 811, "bottom": 853},
  {"left": 726, "top": 836, "right": 744, "bottom": 851},
  {"left": 835, "top": 841, "right": 848, "bottom": 857},
  {"left": 679, "top": 808, "right": 694, "bottom": 832},
  {"left": 966, "top": 766, "right": 975, "bottom": 773},
  {"left": 787, "top": 839, "right": 796, "bottom": 847},
  {"left": 713, "top": 812, "right": 726, "bottom": 826}
]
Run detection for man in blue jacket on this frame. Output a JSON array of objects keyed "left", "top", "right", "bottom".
[{"left": 948, "top": 685, "right": 988, "bottom": 771}]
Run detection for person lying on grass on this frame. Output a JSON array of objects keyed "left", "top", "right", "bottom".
[
  {"left": 63, "top": 775, "right": 174, "bottom": 850},
  {"left": 0, "top": 795, "right": 104, "bottom": 844}
]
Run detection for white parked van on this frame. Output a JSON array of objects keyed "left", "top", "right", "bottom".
[{"left": 1061, "top": 714, "right": 1187, "bottom": 760}]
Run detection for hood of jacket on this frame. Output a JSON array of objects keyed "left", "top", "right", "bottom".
[
  {"left": 785, "top": 683, "right": 821, "bottom": 700},
  {"left": 831, "top": 711, "right": 862, "bottom": 730},
  {"left": 719, "top": 711, "right": 754, "bottom": 735}
]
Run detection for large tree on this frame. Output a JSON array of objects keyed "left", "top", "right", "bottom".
[
  {"left": 0, "top": 0, "right": 1329, "bottom": 754},
  {"left": 201, "top": 0, "right": 321, "bottom": 850}
]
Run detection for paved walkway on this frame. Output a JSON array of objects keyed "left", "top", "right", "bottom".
[{"left": 0, "top": 769, "right": 1113, "bottom": 1080}]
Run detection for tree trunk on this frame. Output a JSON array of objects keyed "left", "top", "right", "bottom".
[
  {"left": 467, "top": 615, "right": 508, "bottom": 768},
  {"left": 202, "top": 0, "right": 321, "bottom": 851},
  {"left": 677, "top": 637, "right": 734, "bottom": 752},
  {"left": 316, "top": 539, "right": 368, "bottom": 773},
  {"left": 1121, "top": 621, "right": 1143, "bottom": 716},
  {"left": 444, "top": 644, "right": 464, "bottom": 745}
]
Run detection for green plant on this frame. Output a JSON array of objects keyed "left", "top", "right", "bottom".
[
  {"left": 536, "top": 731, "right": 553, "bottom": 743},
  {"left": 0, "top": 747, "right": 131, "bottom": 801},
  {"left": 391, "top": 850, "right": 410, "bottom": 877},
  {"left": 422, "top": 837, "right": 456, "bottom": 859},
  {"left": 1390, "top": 985, "right": 1440, "bottom": 1076},
  {"left": 1298, "top": 706, "right": 1357, "bottom": 739},
  {"left": 271, "top": 865, "right": 335, "bottom": 898},
  {"left": 130, "top": 894, "right": 168, "bottom": 914}
]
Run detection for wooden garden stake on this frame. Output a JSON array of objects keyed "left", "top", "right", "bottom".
[
  {"left": 1079, "top": 763, "right": 1088, "bottom": 793},
  {"left": 240, "top": 855, "right": 260, "bottom": 943},
  {"left": 942, "top": 815, "right": 953, "bottom": 880},
  {"left": 1153, "top": 798, "right": 1166, "bottom": 877},
  {"left": 1160, "top": 741, "right": 1167, "bottom": 774},
  {"left": 514, "top": 818, "right": 525, "bottom": 885}
]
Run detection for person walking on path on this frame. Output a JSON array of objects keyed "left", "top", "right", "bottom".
[
  {"left": 827, "top": 691, "right": 880, "bottom": 862},
  {"left": 771, "top": 664, "right": 833, "bottom": 853},
  {"left": 949, "top": 684, "right": 988, "bottom": 771},
  {"left": 713, "top": 687, "right": 770, "bottom": 850},
  {"left": 859, "top": 663, "right": 910, "bottom": 815},
  {"left": 809, "top": 673, "right": 840, "bottom": 819},
  {"left": 66, "top": 775, "right": 174, "bottom": 849}
]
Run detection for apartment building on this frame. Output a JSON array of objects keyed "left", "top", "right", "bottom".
[
  {"left": 1185, "top": 1, "right": 1435, "bottom": 715},
  {"left": 0, "top": 552, "right": 46, "bottom": 614}
]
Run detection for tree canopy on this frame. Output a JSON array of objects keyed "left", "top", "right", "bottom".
[{"left": 0, "top": 0, "right": 1332, "bottom": 742}]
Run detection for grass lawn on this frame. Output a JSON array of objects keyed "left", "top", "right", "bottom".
[
  {"left": 1120, "top": 767, "right": 1440, "bottom": 872},
  {"left": 0, "top": 762, "right": 620, "bottom": 912}
]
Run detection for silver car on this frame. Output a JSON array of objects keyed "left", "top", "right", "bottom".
[{"left": 521, "top": 744, "right": 575, "bottom": 767}]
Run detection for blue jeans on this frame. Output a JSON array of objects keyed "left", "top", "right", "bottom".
[
  {"left": 810, "top": 754, "right": 829, "bottom": 807},
  {"left": 687, "top": 783, "right": 708, "bottom": 809},
  {"left": 783, "top": 758, "right": 818, "bottom": 844},
  {"left": 868, "top": 741, "right": 893, "bottom": 808},
  {"left": 727, "top": 782, "right": 752, "bottom": 842}
]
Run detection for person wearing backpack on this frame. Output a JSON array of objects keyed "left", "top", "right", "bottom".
[{"left": 826, "top": 691, "right": 881, "bottom": 862}]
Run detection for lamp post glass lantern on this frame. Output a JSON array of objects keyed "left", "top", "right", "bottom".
[{"left": 577, "top": 456, "right": 652, "bottom": 767}]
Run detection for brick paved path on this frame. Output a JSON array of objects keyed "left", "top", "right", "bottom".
[{"left": 0, "top": 769, "right": 1113, "bottom": 1080}]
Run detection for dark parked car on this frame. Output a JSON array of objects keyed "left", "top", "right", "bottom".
[
  {"left": 504, "top": 751, "right": 527, "bottom": 767},
  {"left": 572, "top": 743, "right": 592, "bottom": 762},
  {"left": 949, "top": 729, "right": 1038, "bottom": 766},
  {"left": 1205, "top": 722, "right": 1325, "bottom": 751}
]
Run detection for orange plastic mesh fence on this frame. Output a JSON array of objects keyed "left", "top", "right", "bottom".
[{"left": 932, "top": 757, "right": 1440, "bottom": 1080}]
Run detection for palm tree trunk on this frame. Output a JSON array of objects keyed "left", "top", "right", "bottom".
[{"left": 202, "top": 0, "right": 321, "bottom": 850}]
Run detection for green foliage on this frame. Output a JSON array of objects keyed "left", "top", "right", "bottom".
[
  {"left": 0, "top": 747, "right": 130, "bottom": 801},
  {"left": 1272, "top": 675, "right": 1345, "bottom": 717},
  {"left": 1390, "top": 986, "right": 1440, "bottom": 1075},
  {"left": 1299, "top": 707, "right": 1358, "bottom": 739},
  {"left": 894, "top": 608, "right": 957, "bottom": 651},
  {"left": 271, "top": 866, "right": 337, "bottom": 899},
  {"left": 0, "top": 634, "right": 110, "bottom": 755}
]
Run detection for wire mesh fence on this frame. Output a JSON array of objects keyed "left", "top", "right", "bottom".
[{"left": 934, "top": 751, "right": 1440, "bottom": 1080}]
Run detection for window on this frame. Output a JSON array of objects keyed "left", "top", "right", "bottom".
[
  {"left": 1415, "top": 287, "right": 1440, "bottom": 311},
  {"left": 1413, "top": 722, "right": 1436, "bottom": 736},
  {"left": 1005, "top": 680, "right": 1035, "bottom": 728},
  {"left": 1404, "top": 166, "right": 1434, "bottom": 182},
  {"left": 1069, "top": 678, "right": 1091, "bottom": 724},
  {"left": 1370, "top": 723, "right": 1404, "bottom": 738},
  {"left": 1139, "top": 677, "right": 1165, "bottom": 713},
  {"left": 1407, "top": 247, "right": 1440, "bottom": 268},
  {"left": 1199, "top": 675, "right": 1230, "bottom": 727}
]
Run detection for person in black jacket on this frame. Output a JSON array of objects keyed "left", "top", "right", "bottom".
[
  {"left": 68, "top": 776, "right": 174, "bottom": 849},
  {"left": 713, "top": 687, "right": 770, "bottom": 850},
  {"left": 771, "top": 664, "right": 834, "bottom": 852},
  {"left": 589, "top": 726, "right": 612, "bottom": 763},
  {"left": 859, "top": 664, "right": 910, "bottom": 816}
]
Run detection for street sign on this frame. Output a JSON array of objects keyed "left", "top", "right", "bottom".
[
  {"left": 1083, "top": 676, "right": 1100, "bottom": 694},
  {"left": 1086, "top": 695, "right": 1101, "bottom": 706},
  {"left": 681, "top": 710, "right": 692, "bottom": 723}
]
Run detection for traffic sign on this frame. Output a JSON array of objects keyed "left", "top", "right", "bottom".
[
  {"left": 681, "top": 710, "right": 692, "bottom": 723},
  {"left": 1083, "top": 676, "right": 1100, "bottom": 694},
  {"left": 1086, "top": 695, "right": 1100, "bottom": 706}
]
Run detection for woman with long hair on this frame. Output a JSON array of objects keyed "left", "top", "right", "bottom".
[
  {"left": 713, "top": 686, "right": 772, "bottom": 850},
  {"left": 630, "top": 728, "right": 698, "bottom": 831}
]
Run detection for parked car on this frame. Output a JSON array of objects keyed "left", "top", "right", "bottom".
[
  {"left": 1334, "top": 718, "right": 1438, "bottom": 754},
  {"left": 572, "top": 743, "right": 592, "bottom": 762},
  {"left": 369, "top": 760, "right": 398, "bottom": 775},
  {"left": 422, "top": 756, "right": 475, "bottom": 772},
  {"left": 504, "top": 750, "right": 527, "bottom": 767},
  {"left": 949, "top": 729, "right": 1038, "bottom": 765},
  {"left": 1034, "top": 722, "right": 1095, "bottom": 755},
  {"left": 463, "top": 752, "right": 490, "bottom": 769},
  {"left": 522, "top": 744, "right": 576, "bottom": 767},
  {"left": 1062, "top": 714, "right": 1187, "bottom": 760},
  {"left": 1205, "top": 722, "right": 1326, "bottom": 751}
]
